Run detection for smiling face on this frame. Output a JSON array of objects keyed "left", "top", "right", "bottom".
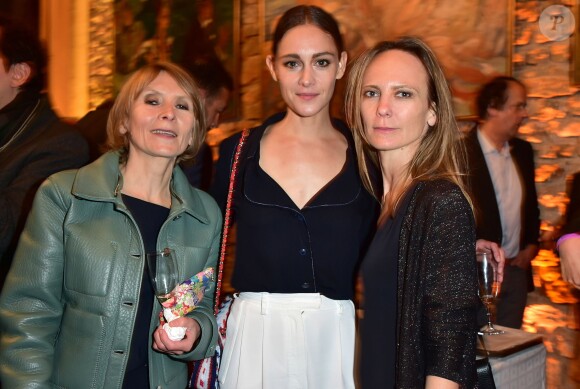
[
  {"left": 360, "top": 50, "right": 436, "bottom": 160},
  {"left": 123, "top": 71, "right": 195, "bottom": 163},
  {"left": 266, "top": 24, "right": 347, "bottom": 119}
]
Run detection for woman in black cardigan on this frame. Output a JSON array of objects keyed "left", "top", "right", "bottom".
[{"left": 346, "top": 37, "right": 480, "bottom": 388}]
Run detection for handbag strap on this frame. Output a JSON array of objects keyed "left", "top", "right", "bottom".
[{"left": 213, "top": 129, "right": 249, "bottom": 315}]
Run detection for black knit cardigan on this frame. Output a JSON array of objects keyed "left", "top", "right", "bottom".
[{"left": 395, "top": 179, "right": 479, "bottom": 388}]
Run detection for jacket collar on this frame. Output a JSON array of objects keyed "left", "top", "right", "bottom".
[{"left": 71, "top": 151, "right": 210, "bottom": 224}]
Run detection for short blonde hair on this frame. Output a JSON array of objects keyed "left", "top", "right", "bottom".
[{"left": 106, "top": 62, "right": 206, "bottom": 164}]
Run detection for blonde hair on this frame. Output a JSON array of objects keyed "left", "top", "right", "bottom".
[
  {"left": 345, "top": 37, "right": 472, "bottom": 219},
  {"left": 106, "top": 62, "right": 206, "bottom": 164}
]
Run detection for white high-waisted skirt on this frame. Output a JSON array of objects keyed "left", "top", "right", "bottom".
[{"left": 218, "top": 292, "right": 356, "bottom": 389}]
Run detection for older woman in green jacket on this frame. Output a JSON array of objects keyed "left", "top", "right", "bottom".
[{"left": 0, "top": 62, "right": 222, "bottom": 389}]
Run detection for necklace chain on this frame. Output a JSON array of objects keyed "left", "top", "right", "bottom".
[{"left": 0, "top": 99, "right": 42, "bottom": 154}]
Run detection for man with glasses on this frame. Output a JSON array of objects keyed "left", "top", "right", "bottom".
[{"left": 463, "top": 76, "right": 540, "bottom": 329}]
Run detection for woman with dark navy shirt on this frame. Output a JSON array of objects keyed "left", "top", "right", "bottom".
[
  {"left": 210, "top": 5, "right": 377, "bottom": 389},
  {"left": 346, "top": 37, "right": 480, "bottom": 388}
]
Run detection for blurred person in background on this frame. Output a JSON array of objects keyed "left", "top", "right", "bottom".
[
  {"left": 0, "top": 14, "right": 89, "bottom": 289},
  {"left": 463, "top": 76, "right": 540, "bottom": 329},
  {"left": 558, "top": 171, "right": 580, "bottom": 287},
  {"left": 180, "top": 56, "right": 233, "bottom": 190},
  {"left": 557, "top": 171, "right": 580, "bottom": 382}
]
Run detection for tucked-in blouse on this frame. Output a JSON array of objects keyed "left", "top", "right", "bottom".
[{"left": 211, "top": 114, "right": 378, "bottom": 301}]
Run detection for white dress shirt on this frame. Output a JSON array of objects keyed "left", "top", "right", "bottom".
[{"left": 477, "top": 129, "right": 523, "bottom": 258}]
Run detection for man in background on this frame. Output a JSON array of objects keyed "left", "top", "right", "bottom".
[
  {"left": 0, "top": 15, "right": 89, "bottom": 288},
  {"left": 77, "top": 56, "right": 233, "bottom": 191},
  {"left": 180, "top": 56, "right": 233, "bottom": 190},
  {"left": 464, "top": 76, "right": 540, "bottom": 329}
]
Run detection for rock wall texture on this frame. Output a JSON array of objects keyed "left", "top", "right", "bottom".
[{"left": 512, "top": 0, "right": 579, "bottom": 232}]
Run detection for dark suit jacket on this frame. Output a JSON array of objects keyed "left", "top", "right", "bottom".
[
  {"left": 0, "top": 92, "right": 89, "bottom": 287},
  {"left": 463, "top": 128, "right": 540, "bottom": 250}
]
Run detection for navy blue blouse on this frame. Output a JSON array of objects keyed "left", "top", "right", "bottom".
[
  {"left": 211, "top": 114, "right": 378, "bottom": 300},
  {"left": 121, "top": 194, "right": 168, "bottom": 389},
  {"left": 360, "top": 185, "right": 415, "bottom": 388}
]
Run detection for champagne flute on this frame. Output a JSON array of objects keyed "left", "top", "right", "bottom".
[
  {"left": 477, "top": 251, "right": 504, "bottom": 335},
  {"left": 146, "top": 248, "right": 179, "bottom": 305}
]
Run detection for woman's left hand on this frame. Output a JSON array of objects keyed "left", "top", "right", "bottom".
[
  {"left": 475, "top": 239, "right": 505, "bottom": 283},
  {"left": 152, "top": 317, "right": 201, "bottom": 355}
]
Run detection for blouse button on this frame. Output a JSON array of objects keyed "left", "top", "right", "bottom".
[
  {"left": 299, "top": 248, "right": 307, "bottom": 256},
  {"left": 301, "top": 282, "right": 311, "bottom": 289}
]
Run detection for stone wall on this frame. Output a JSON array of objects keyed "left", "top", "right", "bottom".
[
  {"left": 513, "top": 0, "right": 579, "bottom": 231},
  {"left": 88, "top": 0, "right": 115, "bottom": 110}
]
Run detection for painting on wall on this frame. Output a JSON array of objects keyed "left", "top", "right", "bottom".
[
  {"left": 261, "top": 0, "right": 514, "bottom": 120},
  {"left": 114, "top": 0, "right": 240, "bottom": 120}
]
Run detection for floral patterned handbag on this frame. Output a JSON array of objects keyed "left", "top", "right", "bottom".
[{"left": 188, "top": 129, "right": 249, "bottom": 389}]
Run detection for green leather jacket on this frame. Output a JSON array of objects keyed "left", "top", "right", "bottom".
[{"left": 0, "top": 151, "right": 222, "bottom": 389}]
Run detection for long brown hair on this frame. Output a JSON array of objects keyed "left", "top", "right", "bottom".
[{"left": 345, "top": 37, "right": 472, "bottom": 219}]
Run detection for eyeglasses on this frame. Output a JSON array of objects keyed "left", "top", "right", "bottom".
[{"left": 505, "top": 103, "right": 527, "bottom": 111}]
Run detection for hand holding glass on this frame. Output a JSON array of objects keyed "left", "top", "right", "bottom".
[
  {"left": 147, "top": 248, "right": 188, "bottom": 340},
  {"left": 477, "top": 251, "right": 504, "bottom": 335}
]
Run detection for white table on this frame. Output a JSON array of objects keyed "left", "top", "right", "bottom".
[{"left": 478, "top": 325, "right": 546, "bottom": 389}]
